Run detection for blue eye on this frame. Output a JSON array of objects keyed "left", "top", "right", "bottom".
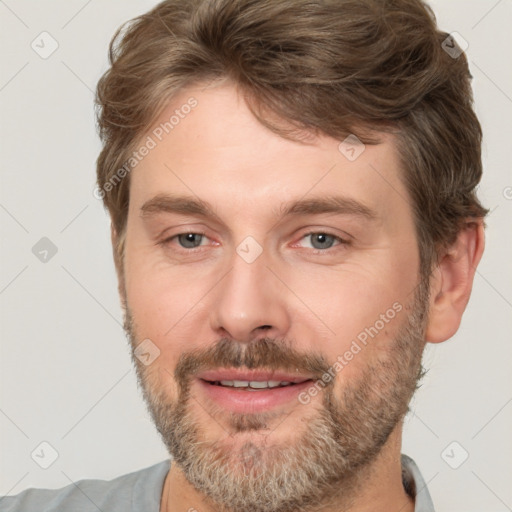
[
  {"left": 176, "top": 233, "right": 205, "bottom": 248},
  {"left": 299, "top": 232, "right": 346, "bottom": 251},
  {"left": 307, "top": 233, "right": 337, "bottom": 250}
]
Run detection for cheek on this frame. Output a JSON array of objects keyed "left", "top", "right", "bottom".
[
  {"left": 284, "top": 256, "right": 415, "bottom": 378},
  {"left": 291, "top": 263, "right": 410, "bottom": 335},
  {"left": 126, "top": 268, "right": 208, "bottom": 348},
  {"left": 125, "top": 268, "right": 202, "bottom": 399},
  {"left": 124, "top": 243, "right": 222, "bottom": 383},
  {"left": 125, "top": 231, "right": 197, "bottom": 327}
]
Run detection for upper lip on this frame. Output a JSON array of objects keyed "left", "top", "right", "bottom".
[{"left": 197, "top": 369, "right": 315, "bottom": 384}]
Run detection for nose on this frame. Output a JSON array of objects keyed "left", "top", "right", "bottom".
[{"left": 209, "top": 248, "right": 291, "bottom": 343}]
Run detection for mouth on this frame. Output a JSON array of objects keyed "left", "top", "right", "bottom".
[
  {"left": 195, "top": 369, "right": 316, "bottom": 413},
  {"left": 204, "top": 379, "right": 306, "bottom": 390}
]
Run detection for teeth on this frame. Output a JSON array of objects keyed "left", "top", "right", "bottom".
[
  {"left": 247, "top": 381, "right": 268, "bottom": 388},
  {"left": 217, "top": 380, "right": 294, "bottom": 389}
]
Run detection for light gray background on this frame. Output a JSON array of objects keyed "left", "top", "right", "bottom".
[{"left": 1, "top": 1, "right": 511, "bottom": 510}]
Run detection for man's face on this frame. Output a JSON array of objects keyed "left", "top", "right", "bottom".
[{"left": 120, "top": 82, "right": 428, "bottom": 511}]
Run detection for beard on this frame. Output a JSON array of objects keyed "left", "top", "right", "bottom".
[{"left": 123, "top": 281, "right": 429, "bottom": 512}]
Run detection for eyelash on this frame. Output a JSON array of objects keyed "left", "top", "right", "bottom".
[{"left": 158, "top": 231, "right": 349, "bottom": 254}]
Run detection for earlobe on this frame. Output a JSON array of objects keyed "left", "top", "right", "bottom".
[{"left": 425, "top": 220, "right": 485, "bottom": 344}]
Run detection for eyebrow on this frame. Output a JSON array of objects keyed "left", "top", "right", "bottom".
[
  {"left": 140, "top": 194, "right": 222, "bottom": 222},
  {"left": 140, "top": 193, "right": 378, "bottom": 222},
  {"left": 278, "top": 196, "right": 377, "bottom": 220}
]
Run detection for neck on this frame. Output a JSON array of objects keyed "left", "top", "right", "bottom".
[{"left": 160, "top": 422, "right": 415, "bottom": 512}]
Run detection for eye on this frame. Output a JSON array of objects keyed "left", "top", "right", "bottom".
[
  {"left": 160, "top": 232, "right": 208, "bottom": 249},
  {"left": 176, "top": 232, "right": 207, "bottom": 248},
  {"left": 298, "top": 232, "right": 347, "bottom": 251}
]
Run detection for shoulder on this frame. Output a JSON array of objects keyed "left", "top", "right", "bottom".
[
  {"left": 401, "top": 454, "right": 436, "bottom": 512},
  {"left": 0, "top": 460, "right": 170, "bottom": 512}
]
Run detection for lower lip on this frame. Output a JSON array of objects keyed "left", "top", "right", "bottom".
[{"left": 196, "top": 379, "right": 314, "bottom": 413}]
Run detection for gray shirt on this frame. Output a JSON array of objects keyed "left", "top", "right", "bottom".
[{"left": 1, "top": 454, "right": 435, "bottom": 511}]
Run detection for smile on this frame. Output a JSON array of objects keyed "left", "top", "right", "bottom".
[
  {"left": 196, "top": 371, "right": 316, "bottom": 413},
  {"left": 206, "top": 379, "right": 300, "bottom": 389}
]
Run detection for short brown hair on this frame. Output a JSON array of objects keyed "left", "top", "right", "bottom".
[{"left": 95, "top": 0, "right": 488, "bottom": 278}]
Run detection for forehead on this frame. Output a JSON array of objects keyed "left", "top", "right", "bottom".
[{"left": 128, "top": 82, "right": 412, "bottom": 226}]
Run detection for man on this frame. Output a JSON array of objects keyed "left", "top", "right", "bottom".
[{"left": 2, "top": 0, "right": 487, "bottom": 511}]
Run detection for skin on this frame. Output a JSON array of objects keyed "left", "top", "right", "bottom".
[{"left": 112, "top": 80, "right": 485, "bottom": 512}]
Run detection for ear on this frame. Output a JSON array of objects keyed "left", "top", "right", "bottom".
[
  {"left": 111, "top": 223, "right": 127, "bottom": 310},
  {"left": 425, "top": 219, "right": 485, "bottom": 343}
]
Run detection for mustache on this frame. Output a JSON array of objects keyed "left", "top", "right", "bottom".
[{"left": 174, "top": 337, "right": 330, "bottom": 388}]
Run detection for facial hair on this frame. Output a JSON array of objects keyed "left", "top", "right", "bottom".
[{"left": 123, "top": 282, "right": 429, "bottom": 512}]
